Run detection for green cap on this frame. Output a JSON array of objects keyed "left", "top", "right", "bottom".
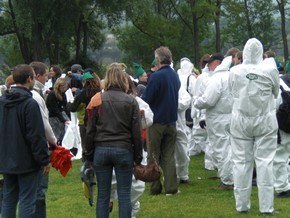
[
  {"left": 82, "top": 72, "right": 94, "bottom": 81},
  {"left": 286, "top": 61, "right": 290, "bottom": 74},
  {"left": 151, "top": 58, "right": 156, "bottom": 66},
  {"left": 133, "top": 62, "right": 145, "bottom": 78}
]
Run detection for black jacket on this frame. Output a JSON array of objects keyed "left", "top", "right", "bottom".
[
  {"left": 46, "top": 91, "right": 69, "bottom": 123},
  {"left": 86, "top": 88, "right": 143, "bottom": 163},
  {"left": 0, "top": 87, "right": 50, "bottom": 174}
]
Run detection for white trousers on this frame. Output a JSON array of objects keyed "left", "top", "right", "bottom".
[
  {"left": 231, "top": 113, "right": 277, "bottom": 213},
  {"left": 207, "top": 113, "right": 233, "bottom": 185},
  {"left": 175, "top": 122, "right": 190, "bottom": 180}
]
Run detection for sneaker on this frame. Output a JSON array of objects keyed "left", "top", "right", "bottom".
[
  {"left": 213, "top": 183, "right": 234, "bottom": 190},
  {"left": 261, "top": 210, "right": 279, "bottom": 216},
  {"left": 165, "top": 190, "right": 180, "bottom": 196},
  {"left": 179, "top": 179, "right": 192, "bottom": 185},
  {"left": 208, "top": 176, "right": 220, "bottom": 180},
  {"left": 275, "top": 189, "right": 290, "bottom": 198},
  {"left": 237, "top": 210, "right": 248, "bottom": 214}
]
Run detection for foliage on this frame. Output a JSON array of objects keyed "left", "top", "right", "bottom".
[
  {"left": 0, "top": 0, "right": 289, "bottom": 70},
  {"left": 222, "top": 0, "right": 279, "bottom": 50},
  {"left": 47, "top": 154, "right": 290, "bottom": 218}
]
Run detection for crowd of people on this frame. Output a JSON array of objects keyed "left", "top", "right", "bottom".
[{"left": 0, "top": 39, "right": 290, "bottom": 217}]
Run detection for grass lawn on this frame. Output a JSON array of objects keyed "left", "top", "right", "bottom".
[{"left": 47, "top": 153, "right": 290, "bottom": 218}]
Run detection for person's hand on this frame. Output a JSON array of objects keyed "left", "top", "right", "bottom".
[
  {"left": 199, "top": 120, "right": 206, "bottom": 129},
  {"left": 48, "top": 142, "right": 57, "bottom": 151},
  {"left": 43, "top": 163, "right": 50, "bottom": 175},
  {"left": 71, "top": 87, "right": 77, "bottom": 93}
]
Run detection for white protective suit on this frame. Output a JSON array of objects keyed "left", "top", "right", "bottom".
[
  {"left": 194, "top": 56, "right": 233, "bottom": 185},
  {"left": 191, "top": 66, "right": 215, "bottom": 170},
  {"left": 110, "top": 96, "right": 153, "bottom": 217},
  {"left": 177, "top": 58, "right": 197, "bottom": 155},
  {"left": 175, "top": 86, "right": 191, "bottom": 181},
  {"left": 229, "top": 38, "right": 279, "bottom": 213},
  {"left": 273, "top": 77, "right": 290, "bottom": 194}
]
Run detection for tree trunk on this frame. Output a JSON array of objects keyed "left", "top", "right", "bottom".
[
  {"left": 191, "top": 0, "right": 199, "bottom": 67},
  {"left": 277, "top": 0, "right": 289, "bottom": 70},
  {"left": 82, "top": 20, "right": 88, "bottom": 57},
  {"left": 75, "top": 14, "right": 83, "bottom": 63},
  {"left": 31, "top": 0, "right": 44, "bottom": 61},
  {"left": 244, "top": 0, "right": 253, "bottom": 39},
  {"left": 214, "top": 0, "right": 221, "bottom": 52},
  {"left": 8, "top": 0, "right": 31, "bottom": 63}
]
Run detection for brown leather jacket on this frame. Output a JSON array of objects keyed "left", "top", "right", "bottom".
[{"left": 85, "top": 88, "right": 143, "bottom": 163}]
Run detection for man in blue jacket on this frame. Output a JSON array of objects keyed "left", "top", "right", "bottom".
[
  {"left": 0, "top": 64, "right": 50, "bottom": 217},
  {"left": 142, "top": 46, "right": 181, "bottom": 195}
]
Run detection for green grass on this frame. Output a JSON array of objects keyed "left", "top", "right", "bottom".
[{"left": 47, "top": 154, "right": 290, "bottom": 218}]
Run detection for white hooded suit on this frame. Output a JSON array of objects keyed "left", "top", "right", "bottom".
[
  {"left": 229, "top": 38, "right": 279, "bottom": 213},
  {"left": 194, "top": 56, "right": 233, "bottom": 185}
]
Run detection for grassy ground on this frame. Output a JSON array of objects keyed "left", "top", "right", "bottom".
[{"left": 47, "top": 154, "right": 290, "bottom": 218}]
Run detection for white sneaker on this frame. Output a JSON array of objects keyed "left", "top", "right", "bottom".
[
  {"left": 165, "top": 190, "right": 180, "bottom": 196},
  {"left": 131, "top": 201, "right": 140, "bottom": 217}
]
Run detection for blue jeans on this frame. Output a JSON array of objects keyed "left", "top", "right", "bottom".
[
  {"left": 2, "top": 169, "right": 41, "bottom": 218},
  {"left": 35, "top": 172, "right": 48, "bottom": 218},
  {"left": 93, "top": 146, "right": 133, "bottom": 218}
]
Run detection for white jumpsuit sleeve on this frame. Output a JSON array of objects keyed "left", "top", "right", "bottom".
[
  {"left": 136, "top": 96, "right": 154, "bottom": 128},
  {"left": 194, "top": 76, "right": 222, "bottom": 110}
]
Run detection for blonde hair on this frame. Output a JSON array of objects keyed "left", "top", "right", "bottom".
[
  {"left": 53, "top": 78, "right": 67, "bottom": 101},
  {"left": 103, "top": 63, "right": 128, "bottom": 92},
  {"left": 5, "top": 75, "right": 14, "bottom": 88}
]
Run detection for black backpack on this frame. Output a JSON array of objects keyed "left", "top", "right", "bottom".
[{"left": 276, "top": 85, "right": 290, "bottom": 133}]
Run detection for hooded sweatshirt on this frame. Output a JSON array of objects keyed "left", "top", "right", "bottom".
[{"left": 0, "top": 86, "right": 50, "bottom": 174}]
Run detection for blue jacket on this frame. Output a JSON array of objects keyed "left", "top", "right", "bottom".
[
  {"left": 142, "top": 65, "right": 180, "bottom": 124},
  {"left": 0, "top": 87, "right": 49, "bottom": 174}
]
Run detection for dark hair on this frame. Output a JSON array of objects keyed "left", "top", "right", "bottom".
[
  {"left": 83, "top": 77, "right": 102, "bottom": 100},
  {"left": 29, "top": 61, "right": 48, "bottom": 76},
  {"left": 225, "top": 47, "right": 240, "bottom": 58},
  {"left": 50, "top": 65, "right": 62, "bottom": 78},
  {"left": 50, "top": 65, "right": 62, "bottom": 85},
  {"left": 199, "top": 54, "right": 210, "bottom": 69},
  {"left": 12, "top": 64, "right": 34, "bottom": 85}
]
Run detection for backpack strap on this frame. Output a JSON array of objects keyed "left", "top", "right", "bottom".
[
  {"left": 281, "top": 75, "right": 290, "bottom": 88},
  {"left": 280, "top": 85, "right": 285, "bottom": 92}
]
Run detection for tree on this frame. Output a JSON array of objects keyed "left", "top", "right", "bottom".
[
  {"left": 115, "top": 0, "right": 215, "bottom": 68},
  {"left": 222, "top": 0, "right": 279, "bottom": 50},
  {"left": 276, "top": 0, "right": 289, "bottom": 66},
  {"left": 0, "top": 0, "right": 106, "bottom": 65}
]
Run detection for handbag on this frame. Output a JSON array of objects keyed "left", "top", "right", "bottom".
[
  {"left": 133, "top": 114, "right": 161, "bottom": 182},
  {"left": 133, "top": 154, "right": 161, "bottom": 182}
]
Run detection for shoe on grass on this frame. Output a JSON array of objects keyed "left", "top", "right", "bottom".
[
  {"left": 213, "top": 183, "right": 233, "bottom": 190},
  {"left": 179, "top": 179, "right": 192, "bottom": 185},
  {"left": 165, "top": 190, "right": 180, "bottom": 196},
  {"left": 275, "top": 189, "right": 290, "bottom": 198},
  {"left": 208, "top": 176, "right": 220, "bottom": 180},
  {"left": 261, "top": 210, "right": 279, "bottom": 216}
]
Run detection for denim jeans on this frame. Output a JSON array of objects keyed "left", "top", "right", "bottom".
[
  {"left": 93, "top": 146, "right": 133, "bottom": 218},
  {"left": 2, "top": 169, "right": 41, "bottom": 218},
  {"left": 35, "top": 172, "right": 48, "bottom": 218}
]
